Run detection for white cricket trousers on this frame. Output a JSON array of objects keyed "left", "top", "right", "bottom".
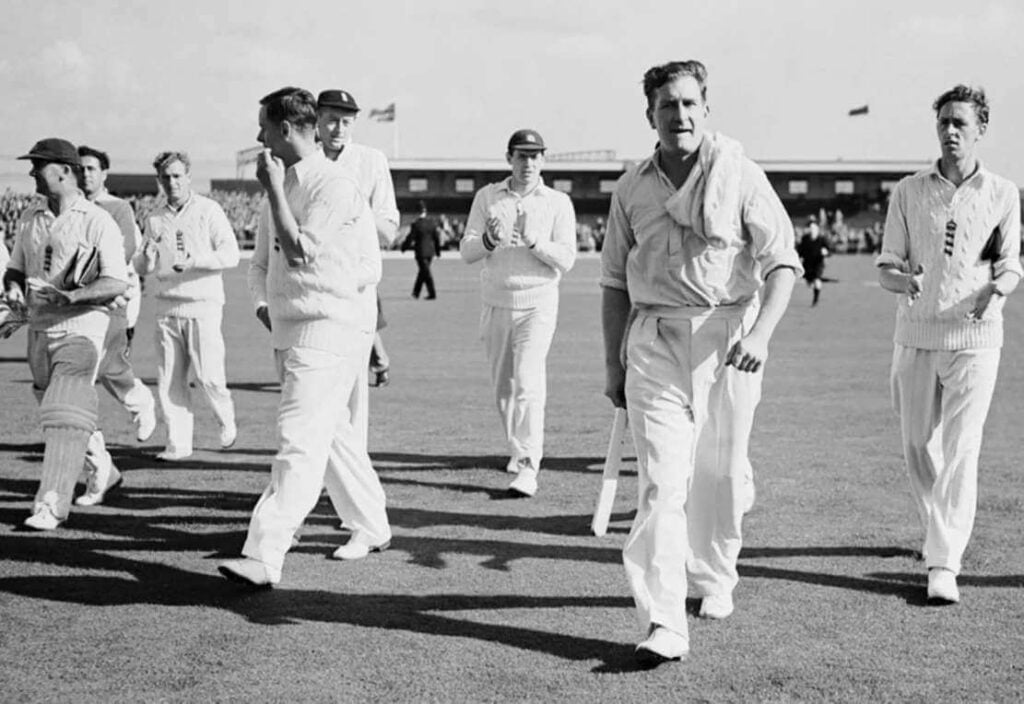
[
  {"left": 155, "top": 313, "right": 235, "bottom": 455},
  {"left": 98, "top": 313, "right": 154, "bottom": 424},
  {"left": 242, "top": 338, "right": 391, "bottom": 572},
  {"left": 481, "top": 298, "right": 558, "bottom": 468},
  {"left": 890, "top": 345, "right": 1000, "bottom": 575},
  {"left": 622, "top": 305, "right": 761, "bottom": 639}
]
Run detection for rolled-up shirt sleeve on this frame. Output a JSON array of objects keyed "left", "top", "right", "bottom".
[
  {"left": 600, "top": 185, "right": 633, "bottom": 291},
  {"left": 743, "top": 167, "right": 802, "bottom": 278},
  {"left": 993, "top": 185, "right": 1023, "bottom": 280},
  {"left": 876, "top": 180, "right": 909, "bottom": 271}
]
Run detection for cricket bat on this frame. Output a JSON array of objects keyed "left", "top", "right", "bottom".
[{"left": 591, "top": 407, "right": 628, "bottom": 537}]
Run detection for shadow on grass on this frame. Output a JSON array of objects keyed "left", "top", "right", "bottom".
[
  {"left": 0, "top": 531, "right": 633, "bottom": 666},
  {"left": 370, "top": 452, "right": 631, "bottom": 476}
]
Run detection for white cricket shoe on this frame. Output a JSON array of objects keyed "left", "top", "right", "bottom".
[
  {"left": 699, "top": 593, "right": 735, "bottom": 619},
  {"left": 219, "top": 421, "right": 237, "bottom": 449},
  {"left": 636, "top": 625, "right": 689, "bottom": 664},
  {"left": 156, "top": 448, "right": 192, "bottom": 462},
  {"left": 218, "top": 558, "right": 280, "bottom": 587},
  {"left": 135, "top": 405, "right": 157, "bottom": 443},
  {"left": 76, "top": 464, "right": 122, "bottom": 507},
  {"left": 927, "top": 568, "right": 960, "bottom": 604},
  {"left": 505, "top": 457, "right": 519, "bottom": 474},
  {"left": 332, "top": 533, "right": 391, "bottom": 561},
  {"left": 25, "top": 494, "right": 64, "bottom": 531},
  {"left": 508, "top": 459, "right": 538, "bottom": 497}
]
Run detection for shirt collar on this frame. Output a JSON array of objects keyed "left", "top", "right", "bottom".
[
  {"left": 32, "top": 193, "right": 90, "bottom": 219},
  {"left": 497, "top": 176, "right": 547, "bottom": 197},
  {"left": 289, "top": 150, "right": 328, "bottom": 183},
  {"left": 928, "top": 158, "right": 987, "bottom": 186},
  {"left": 162, "top": 192, "right": 195, "bottom": 215}
]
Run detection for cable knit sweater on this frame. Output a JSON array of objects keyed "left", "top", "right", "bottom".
[
  {"left": 135, "top": 193, "right": 240, "bottom": 319},
  {"left": 248, "top": 152, "right": 381, "bottom": 352},
  {"left": 459, "top": 177, "right": 577, "bottom": 309},
  {"left": 876, "top": 162, "right": 1022, "bottom": 350}
]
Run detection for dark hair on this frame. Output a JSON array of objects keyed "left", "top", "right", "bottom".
[
  {"left": 933, "top": 84, "right": 989, "bottom": 127},
  {"left": 77, "top": 145, "right": 110, "bottom": 170},
  {"left": 643, "top": 61, "right": 708, "bottom": 108},
  {"left": 152, "top": 151, "right": 191, "bottom": 174},
  {"left": 260, "top": 86, "right": 318, "bottom": 129}
]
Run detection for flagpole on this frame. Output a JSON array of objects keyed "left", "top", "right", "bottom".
[{"left": 393, "top": 118, "right": 400, "bottom": 160}]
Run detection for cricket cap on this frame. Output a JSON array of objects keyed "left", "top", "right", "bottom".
[
  {"left": 19, "top": 138, "right": 81, "bottom": 167},
  {"left": 507, "top": 129, "right": 546, "bottom": 153},
  {"left": 317, "top": 90, "right": 360, "bottom": 113}
]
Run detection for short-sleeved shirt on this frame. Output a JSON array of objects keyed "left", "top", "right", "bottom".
[
  {"left": 601, "top": 150, "right": 800, "bottom": 308},
  {"left": 9, "top": 195, "right": 127, "bottom": 335}
]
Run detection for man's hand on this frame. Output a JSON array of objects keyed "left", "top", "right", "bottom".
[
  {"left": 256, "top": 149, "right": 286, "bottom": 191},
  {"left": 32, "top": 285, "right": 75, "bottom": 306},
  {"left": 106, "top": 294, "right": 129, "bottom": 311},
  {"left": 906, "top": 264, "right": 925, "bottom": 302},
  {"left": 485, "top": 216, "right": 511, "bottom": 247},
  {"left": 966, "top": 282, "right": 1002, "bottom": 321},
  {"left": 172, "top": 251, "right": 192, "bottom": 273},
  {"left": 255, "top": 305, "right": 272, "bottom": 331},
  {"left": 604, "top": 362, "right": 627, "bottom": 409},
  {"left": 726, "top": 332, "right": 768, "bottom": 373}
]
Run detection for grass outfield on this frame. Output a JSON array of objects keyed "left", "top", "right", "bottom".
[{"left": 1, "top": 254, "right": 1022, "bottom": 703}]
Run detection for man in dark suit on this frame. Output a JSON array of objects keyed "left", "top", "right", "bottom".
[{"left": 402, "top": 201, "right": 442, "bottom": 299}]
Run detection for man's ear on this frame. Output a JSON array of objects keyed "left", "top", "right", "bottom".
[{"left": 645, "top": 106, "right": 655, "bottom": 130}]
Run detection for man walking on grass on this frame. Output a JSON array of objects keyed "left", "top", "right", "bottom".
[
  {"left": 460, "top": 128, "right": 577, "bottom": 498},
  {"left": 876, "top": 84, "right": 1020, "bottom": 605},
  {"left": 601, "top": 61, "right": 800, "bottom": 664},
  {"left": 219, "top": 87, "right": 390, "bottom": 587},
  {"left": 4, "top": 138, "right": 128, "bottom": 529},
  {"left": 78, "top": 145, "right": 158, "bottom": 446}
]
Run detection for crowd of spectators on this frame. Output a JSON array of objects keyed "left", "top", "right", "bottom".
[{"left": 3, "top": 187, "right": 951, "bottom": 258}]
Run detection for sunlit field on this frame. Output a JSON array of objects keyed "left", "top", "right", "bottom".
[{"left": 1, "top": 254, "right": 1022, "bottom": 702}]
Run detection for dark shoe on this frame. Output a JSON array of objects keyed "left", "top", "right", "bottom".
[
  {"left": 370, "top": 368, "right": 390, "bottom": 387},
  {"left": 425, "top": 295, "right": 437, "bottom": 300}
]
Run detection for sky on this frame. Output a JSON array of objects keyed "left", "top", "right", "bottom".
[{"left": 1, "top": 0, "right": 1022, "bottom": 190}]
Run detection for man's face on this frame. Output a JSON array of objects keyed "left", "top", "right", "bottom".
[
  {"left": 157, "top": 159, "right": 191, "bottom": 206},
  {"left": 29, "top": 160, "right": 66, "bottom": 197},
  {"left": 80, "top": 155, "right": 106, "bottom": 197},
  {"left": 936, "top": 101, "right": 985, "bottom": 162},
  {"left": 506, "top": 149, "right": 545, "bottom": 188},
  {"left": 647, "top": 75, "right": 709, "bottom": 156},
  {"left": 257, "top": 105, "right": 288, "bottom": 159},
  {"left": 317, "top": 108, "right": 357, "bottom": 152}
]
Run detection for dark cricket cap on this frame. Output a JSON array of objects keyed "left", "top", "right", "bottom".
[
  {"left": 317, "top": 89, "right": 360, "bottom": 112},
  {"left": 507, "top": 129, "right": 546, "bottom": 153},
  {"left": 18, "top": 138, "right": 81, "bottom": 166}
]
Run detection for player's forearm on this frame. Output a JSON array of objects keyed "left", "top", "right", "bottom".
[
  {"left": 265, "top": 184, "right": 306, "bottom": 265},
  {"left": 878, "top": 266, "right": 912, "bottom": 295},
  {"left": 602, "top": 286, "right": 632, "bottom": 369},
  {"left": 747, "top": 266, "right": 795, "bottom": 343},
  {"left": 67, "top": 276, "right": 128, "bottom": 305},
  {"left": 375, "top": 216, "right": 398, "bottom": 249}
]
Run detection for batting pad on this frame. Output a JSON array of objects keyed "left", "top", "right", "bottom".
[
  {"left": 39, "top": 374, "right": 98, "bottom": 432},
  {"left": 38, "top": 426, "right": 92, "bottom": 518}
]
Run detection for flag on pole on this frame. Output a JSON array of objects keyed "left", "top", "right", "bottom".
[
  {"left": 847, "top": 104, "right": 869, "bottom": 117},
  {"left": 369, "top": 103, "right": 396, "bottom": 122}
]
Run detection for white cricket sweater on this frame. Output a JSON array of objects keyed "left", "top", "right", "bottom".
[
  {"left": 136, "top": 193, "right": 240, "bottom": 319},
  {"left": 460, "top": 178, "right": 577, "bottom": 309},
  {"left": 247, "top": 153, "right": 381, "bottom": 352},
  {"left": 876, "top": 162, "right": 1022, "bottom": 350}
]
